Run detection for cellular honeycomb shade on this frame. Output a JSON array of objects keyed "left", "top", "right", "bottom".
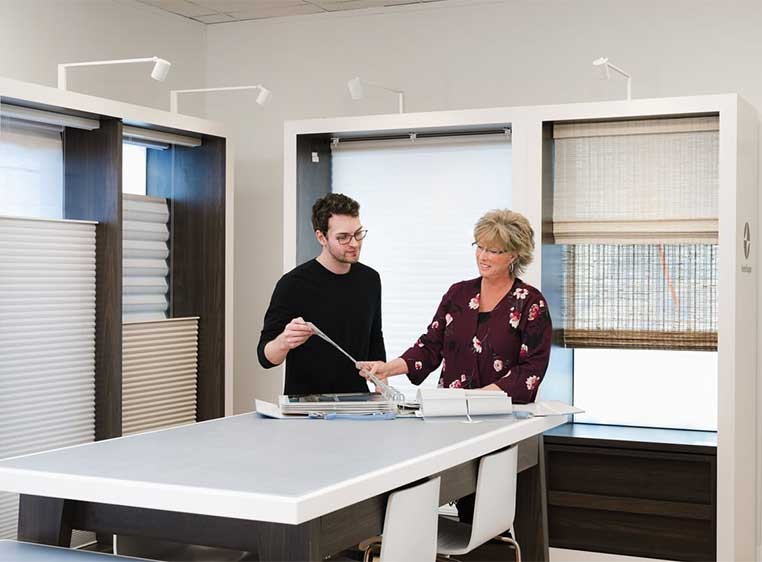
[
  {"left": 122, "top": 194, "right": 170, "bottom": 321},
  {"left": 0, "top": 216, "right": 96, "bottom": 539},
  {"left": 122, "top": 318, "right": 199, "bottom": 435}
]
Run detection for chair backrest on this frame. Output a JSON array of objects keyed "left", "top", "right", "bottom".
[
  {"left": 466, "top": 445, "right": 518, "bottom": 551},
  {"left": 379, "top": 476, "right": 441, "bottom": 562}
]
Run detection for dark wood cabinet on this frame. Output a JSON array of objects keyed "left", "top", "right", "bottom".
[{"left": 544, "top": 424, "right": 717, "bottom": 561}]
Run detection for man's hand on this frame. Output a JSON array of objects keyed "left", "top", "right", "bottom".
[
  {"left": 264, "top": 317, "right": 314, "bottom": 366},
  {"left": 278, "top": 317, "right": 314, "bottom": 350}
]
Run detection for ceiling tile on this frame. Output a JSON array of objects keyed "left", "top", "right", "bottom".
[
  {"left": 194, "top": 13, "right": 237, "bottom": 23},
  {"left": 193, "top": 0, "right": 305, "bottom": 12},
  {"left": 228, "top": 3, "right": 325, "bottom": 19},
  {"left": 308, "top": 0, "right": 398, "bottom": 11},
  {"left": 151, "top": 0, "right": 216, "bottom": 17},
  {"left": 138, "top": 0, "right": 445, "bottom": 23}
]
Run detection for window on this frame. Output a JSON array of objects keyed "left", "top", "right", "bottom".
[
  {"left": 333, "top": 135, "right": 512, "bottom": 396},
  {"left": 573, "top": 348, "right": 717, "bottom": 430},
  {"left": 549, "top": 116, "right": 719, "bottom": 430},
  {"left": 0, "top": 119, "right": 63, "bottom": 218},
  {"left": 122, "top": 143, "right": 147, "bottom": 196}
]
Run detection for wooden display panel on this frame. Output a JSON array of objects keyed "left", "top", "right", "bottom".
[
  {"left": 63, "top": 118, "right": 123, "bottom": 440},
  {"left": 146, "top": 137, "right": 226, "bottom": 421}
]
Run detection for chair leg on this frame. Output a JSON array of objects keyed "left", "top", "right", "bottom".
[
  {"left": 359, "top": 538, "right": 381, "bottom": 562},
  {"left": 495, "top": 535, "right": 521, "bottom": 562}
]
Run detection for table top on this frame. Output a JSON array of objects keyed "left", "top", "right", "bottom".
[{"left": 0, "top": 413, "right": 564, "bottom": 524}]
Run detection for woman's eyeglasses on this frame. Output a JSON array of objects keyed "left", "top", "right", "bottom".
[
  {"left": 472, "top": 242, "right": 508, "bottom": 256},
  {"left": 335, "top": 229, "right": 368, "bottom": 245}
]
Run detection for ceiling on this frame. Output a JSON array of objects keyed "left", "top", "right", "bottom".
[{"left": 136, "top": 0, "right": 444, "bottom": 24}]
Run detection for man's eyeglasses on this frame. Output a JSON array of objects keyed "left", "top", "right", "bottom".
[
  {"left": 472, "top": 242, "right": 508, "bottom": 256},
  {"left": 335, "top": 229, "right": 368, "bottom": 245}
]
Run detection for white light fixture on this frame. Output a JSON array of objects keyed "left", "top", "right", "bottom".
[
  {"left": 169, "top": 85, "right": 272, "bottom": 113},
  {"left": 347, "top": 76, "right": 405, "bottom": 113},
  {"left": 592, "top": 57, "right": 632, "bottom": 100},
  {"left": 57, "top": 57, "right": 171, "bottom": 91}
]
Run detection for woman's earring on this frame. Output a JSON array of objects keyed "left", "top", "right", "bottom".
[{"left": 509, "top": 261, "right": 515, "bottom": 273}]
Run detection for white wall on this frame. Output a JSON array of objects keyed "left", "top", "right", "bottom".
[
  {"left": 200, "top": 0, "right": 762, "bottom": 411},
  {"left": 0, "top": 0, "right": 206, "bottom": 112}
]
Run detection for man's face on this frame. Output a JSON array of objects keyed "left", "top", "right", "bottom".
[{"left": 320, "top": 214, "right": 364, "bottom": 264}]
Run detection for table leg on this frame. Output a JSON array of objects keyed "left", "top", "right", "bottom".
[
  {"left": 256, "top": 520, "right": 322, "bottom": 562},
  {"left": 17, "top": 495, "right": 74, "bottom": 547},
  {"left": 514, "top": 436, "right": 550, "bottom": 562}
]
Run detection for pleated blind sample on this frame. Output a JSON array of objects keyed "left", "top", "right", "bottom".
[
  {"left": 0, "top": 216, "right": 96, "bottom": 539},
  {"left": 333, "top": 136, "right": 511, "bottom": 394},
  {"left": 123, "top": 194, "right": 170, "bottom": 322},
  {"left": 552, "top": 116, "right": 719, "bottom": 244},
  {"left": 559, "top": 244, "right": 717, "bottom": 351},
  {"left": 122, "top": 318, "right": 199, "bottom": 435}
]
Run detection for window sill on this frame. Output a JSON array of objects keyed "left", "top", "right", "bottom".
[{"left": 544, "top": 422, "right": 716, "bottom": 454}]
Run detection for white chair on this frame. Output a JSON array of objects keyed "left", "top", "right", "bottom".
[
  {"left": 436, "top": 446, "right": 520, "bottom": 562},
  {"left": 359, "top": 476, "right": 441, "bottom": 562}
]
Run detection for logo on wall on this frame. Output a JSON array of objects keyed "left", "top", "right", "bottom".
[{"left": 743, "top": 222, "right": 751, "bottom": 260}]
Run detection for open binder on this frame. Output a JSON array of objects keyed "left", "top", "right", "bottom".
[{"left": 278, "top": 392, "right": 397, "bottom": 415}]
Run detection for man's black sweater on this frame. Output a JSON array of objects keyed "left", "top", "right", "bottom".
[{"left": 257, "top": 259, "right": 386, "bottom": 395}]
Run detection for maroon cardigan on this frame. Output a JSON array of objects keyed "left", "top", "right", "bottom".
[{"left": 401, "top": 277, "right": 552, "bottom": 404}]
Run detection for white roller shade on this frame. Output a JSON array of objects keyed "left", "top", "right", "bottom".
[
  {"left": 122, "top": 318, "right": 199, "bottom": 435},
  {"left": 552, "top": 116, "right": 719, "bottom": 244},
  {"left": 333, "top": 135, "right": 512, "bottom": 395},
  {"left": 123, "top": 194, "right": 170, "bottom": 322},
  {"left": 0, "top": 216, "right": 96, "bottom": 539},
  {"left": 0, "top": 118, "right": 64, "bottom": 219}
]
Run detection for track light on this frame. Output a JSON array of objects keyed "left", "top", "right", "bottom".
[
  {"left": 592, "top": 57, "right": 632, "bottom": 100},
  {"left": 170, "top": 84, "right": 272, "bottom": 113},
  {"left": 255, "top": 86, "right": 272, "bottom": 106},
  {"left": 150, "top": 58, "right": 172, "bottom": 82},
  {"left": 57, "top": 56, "right": 172, "bottom": 91},
  {"left": 347, "top": 76, "right": 405, "bottom": 113}
]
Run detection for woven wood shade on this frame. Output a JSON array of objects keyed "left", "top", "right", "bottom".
[
  {"left": 552, "top": 116, "right": 719, "bottom": 245},
  {"left": 559, "top": 244, "right": 717, "bottom": 351}
]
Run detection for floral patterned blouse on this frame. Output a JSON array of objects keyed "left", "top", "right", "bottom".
[{"left": 401, "top": 277, "right": 552, "bottom": 404}]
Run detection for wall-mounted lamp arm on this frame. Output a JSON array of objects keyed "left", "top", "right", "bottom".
[
  {"left": 348, "top": 77, "right": 405, "bottom": 113},
  {"left": 170, "top": 84, "right": 271, "bottom": 113},
  {"left": 57, "top": 56, "right": 171, "bottom": 90},
  {"left": 592, "top": 57, "right": 632, "bottom": 101}
]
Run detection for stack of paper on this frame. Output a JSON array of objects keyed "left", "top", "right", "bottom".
[
  {"left": 278, "top": 392, "right": 397, "bottom": 415},
  {"left": 418, "top": 388, "right": 512, "bottom": 418}
]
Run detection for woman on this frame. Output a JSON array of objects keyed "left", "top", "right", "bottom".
[
  {"left": 359, "top": 209, "right": 552, "bottom": 524},
  {"left": 359, "top": 208, "right": 552, "bottom": 402}
]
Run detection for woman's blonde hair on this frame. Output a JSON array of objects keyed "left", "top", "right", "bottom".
[{"left": 473, "top": 209, "right": 535, "bottom": 276}]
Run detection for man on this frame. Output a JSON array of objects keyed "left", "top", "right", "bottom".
[{"left": 257, "top": 193, "right": 386, "bottom": 394}]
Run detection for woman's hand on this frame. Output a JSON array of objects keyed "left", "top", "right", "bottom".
[
  {"left": 356, "top": 361, "right": 391, "bottom": 382},
  {"left": 356, "top": 357, "right": 409, "bottom": 382}
]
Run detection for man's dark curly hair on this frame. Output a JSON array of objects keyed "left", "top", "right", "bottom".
[{"left": 311, "top": 193, "right": 360, "bottom": 234}]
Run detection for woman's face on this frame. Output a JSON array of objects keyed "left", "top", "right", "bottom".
[{"left": 474, "top": 238, "right": 516, "bottom": 281}]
